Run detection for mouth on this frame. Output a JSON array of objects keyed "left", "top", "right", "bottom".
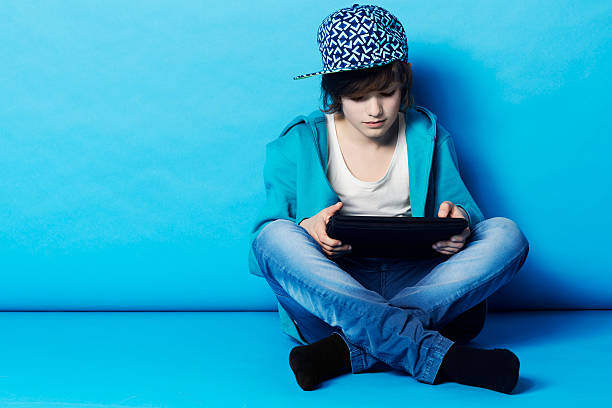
[{"left": 364, "top": 119, "right": 386, "bottom": 128}]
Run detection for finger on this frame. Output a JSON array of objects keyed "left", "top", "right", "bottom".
[
  {"left": 319, "top": 243, "right": 336, "bottom": 256},
  {"left": 319, "top": 241, "right": 337, "bottom": 253},
  {"left": 326, "top": 250, "right": 338, "bottom": 258},
  {"left": 432, "top": 243, "right": 459, "bottom": 254},
  {"left": 437, "top": 245, "right": 463, "bottom": 252},
  {"left": 452, "top": 204, "right": 471, "bottom": 220},
  {"left": 329, "top": 244, "right": 352, "bottom": 253},
  {"left": 438, "top": 245, "right": 462, "bottom": 252},
  {"left": 449, "top": 234, "right": 466, "bottom": 243},
  {"left": 320, "top": 234, "right": 343, "bottom": 248},
  {"left": 450, "top": 228, "right": 471, "bottom": 243},
  {"left": 438, "top": 201, "right": 453, "bottom": 218},
  {"left": 433, "top": 241, "right": 463, "bottom": 250},
  {"left": 313, "top": 231, "right": 335, "bottom": 252},
  {"left": 316, "top": 219, "right": 341, "bottom": 243},
  {"left": 326, "top": 201, "right": 343, "bottom": 217},
  {"left": 320, "top": 241, "right": 343, "bottom": 252},
  {"left": 318, "top": 226, "right": 343, "bottom": 247},
  {"left": 328, "top": 246, "right": 352, "bottom": 258},
  {"left": 437, "top": 202, "right": 447, "bottom": 217},
  {"left": 435, "top": 239, "right": 460, "bottom": 247},
  {"left": 324, "top": 202, "right": 343, "bottom": 225},
  {"left": 451, "top": 205, "right": 465, "bottom": 219},
  {"left": 326, "top": 243, "right": 351, "bottom": 255},
  {"left": 432, "top": 245, "right": 455, "bottom": 255},
  {"left": 449, "top": 226, "right": 471, "bottom": 243},
  {"left": 320, "top": 239, "right": 350, "bottom": 253}
]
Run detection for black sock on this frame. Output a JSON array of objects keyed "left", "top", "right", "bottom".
[
  {"left": 289, "top": 333, "right": 351, "bottom": 391},
  {"left": 433, "top": 344, "right": 520, "bottom": 394},
  {"left": 439, "top": 300, "right": 487, "bottom": 344}
]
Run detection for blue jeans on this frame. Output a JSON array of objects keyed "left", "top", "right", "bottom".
[{"left": 252, "top": 217, "right": 529, "bottom": 385}]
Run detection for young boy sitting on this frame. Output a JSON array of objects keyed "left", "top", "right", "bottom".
[{"left": 249, "top": 3, "right": 529, "bottom": 394}]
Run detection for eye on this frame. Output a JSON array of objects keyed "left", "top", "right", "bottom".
[{"left": 381, "top": 89, "right": 397, "bottom": 97}]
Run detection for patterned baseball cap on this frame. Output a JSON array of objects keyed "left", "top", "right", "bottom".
[{"left": 293, "top": 4, "right": 409, "bottom": 80}]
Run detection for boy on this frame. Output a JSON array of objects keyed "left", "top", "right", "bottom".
[{"left": 248, "top": 4, "right": 529, "bottom": 394}]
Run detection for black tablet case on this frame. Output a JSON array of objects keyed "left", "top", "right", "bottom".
[{"left": 326, "top": 214, "right": 468, "bottom": 258}]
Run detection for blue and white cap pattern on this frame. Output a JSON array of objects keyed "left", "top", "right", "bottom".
[{"left": 294, "top": 4, "right": 408, "bottom": 80}]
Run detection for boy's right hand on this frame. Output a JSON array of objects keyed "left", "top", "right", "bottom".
[{"left": 298, "top": 202, "right": 352, "bottom": 258}]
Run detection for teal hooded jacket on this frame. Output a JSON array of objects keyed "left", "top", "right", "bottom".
[{"left": 248, "top": 105, "right": 485, "bottom": 343}]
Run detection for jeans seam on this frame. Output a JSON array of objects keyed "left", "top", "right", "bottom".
[
  {"left": 341, "top": 337, "right": 367, "bottom": 373},
  {"left": 422, "top": 335, "right": 454, "bottom": 383}
]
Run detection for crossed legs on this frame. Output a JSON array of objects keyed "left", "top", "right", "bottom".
[{"left": 252, "top": 217, "right": 529, "bottom": 387}]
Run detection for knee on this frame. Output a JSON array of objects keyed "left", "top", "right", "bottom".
[
  {"left": 482, "top": 217, "right": 529, "bottom": 259},
  {"left": 253, "top": 219, "right": 295, "bottom": 253},
  {"left": 252, "top": 219, "right": 309, "bottom": 266},
  {"left": 251, "top": 219, "right": 294, "bottom": 281}
]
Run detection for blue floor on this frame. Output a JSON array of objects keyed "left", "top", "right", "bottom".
[{"left": 0, "top": 311, "right": 608, "bottom": 407}]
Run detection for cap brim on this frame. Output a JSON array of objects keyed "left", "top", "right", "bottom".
[{"left": 293, "top": 58, "right": 403, "bottom": 80}]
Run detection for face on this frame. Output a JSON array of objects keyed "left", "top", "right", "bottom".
[{"left": 339, "top": 81, "right": 402, "bottom": 142}]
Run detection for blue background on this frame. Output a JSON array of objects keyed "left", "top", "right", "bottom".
[{"left": 1, "top": 0, "right": 610, "bottom": 311}]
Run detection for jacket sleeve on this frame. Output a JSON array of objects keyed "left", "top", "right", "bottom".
[
  {"left": 247, "top": 139, "right": 297, "bottom": 277},
  {"left": 431, "top": 124, "right": 485, "bottom": 229}
]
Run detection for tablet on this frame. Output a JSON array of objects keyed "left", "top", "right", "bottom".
[{"left": 326, "top": 214, "right": 468, "bottom": 258}]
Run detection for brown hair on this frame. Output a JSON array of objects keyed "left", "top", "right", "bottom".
[{"left": 319, "top": 60, "right": 414, "bottom": 115}]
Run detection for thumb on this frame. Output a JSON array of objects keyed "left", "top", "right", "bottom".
[
  {"left": 329, "top": 201, "right": 343, "bottom": 213},
  {"left": 325, "top": 201, "right": 343, "bottom": 220}
]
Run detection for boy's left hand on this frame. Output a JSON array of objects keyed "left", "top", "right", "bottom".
[{"left": 433, "top": 201, "right": 471, "bottom": 256}]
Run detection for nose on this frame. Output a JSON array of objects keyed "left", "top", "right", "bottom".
[{"left": 366, "top": 96, "right": 384, "bottom": 118}]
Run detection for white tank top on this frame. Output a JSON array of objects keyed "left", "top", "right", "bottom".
[{"left": 325, "top": 113, "right": 412, "bottom": 217}]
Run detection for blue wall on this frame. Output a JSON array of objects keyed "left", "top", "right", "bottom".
[{"left": 0, "top": 1, "right": 610, "bottom": 310}]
